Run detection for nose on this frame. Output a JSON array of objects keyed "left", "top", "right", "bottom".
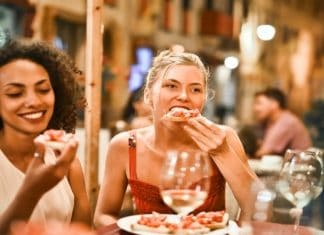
[
  {"left": 177, "top": 88, "right": 189, "bottom": 101},
  {"left": 24, "top": 92, "right": 42, "bottom": 107}
]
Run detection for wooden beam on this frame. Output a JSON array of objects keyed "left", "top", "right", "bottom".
[{"left": 85, "top": 0, "right": 103, "bottom": 212}]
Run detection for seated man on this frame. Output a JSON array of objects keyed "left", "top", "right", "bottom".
[{"left": 253, "top": 87, "right": 312, "bottom": 158}]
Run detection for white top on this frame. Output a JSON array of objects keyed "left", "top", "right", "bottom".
[{"left": 0, "top": 148, "right": 74, "bottom": 224}]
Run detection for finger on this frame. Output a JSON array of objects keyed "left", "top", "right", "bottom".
[
  {"left": 184, "top": 124, "right": 226, "bottom": 151},
  {"left": 33, "top": 136, "right": 47, "bottom": 163},
  {"left": 190, "top": 116, "right": 223, "bottom": 133},
  {"left": 186, "top": 131, "right": 211, "bottom": 152},
  {"left": 55, "top": 137, "right": 78, "bottom": 167},
  {"left": 186, "top": 118, "right": 216, "bottom": 137},
  {"left": 184, "top": 125, "right": 216, "bottom": 151},
  {"left": 184, "top": 120, "right": 226, "bottom": 147},
  {"left": 195, "top": 118, "right": 226, "bottom": 141}
]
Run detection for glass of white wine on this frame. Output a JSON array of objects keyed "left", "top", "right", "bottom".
[
  {"left": 276, "top": 149, "right": 323, "bottom": 234},
  {"left": 159, "top": 150, "right": 212, "bottom": 216}
]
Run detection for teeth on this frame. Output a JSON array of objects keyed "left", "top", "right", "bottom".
[{"left": 22, "top": 112, "right": 43, "bottom": 119}]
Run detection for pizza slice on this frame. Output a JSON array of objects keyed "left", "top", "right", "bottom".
[
  {"left": 164, "top": 107, "right": 200, "bottom": 122},
  {"left": 37, "top": 129, "right": 74, "bottom": 152},
  {"left": 174, "top": 214, "right": 210, "bottom": 234},
  {"left": 130, "top": 213, "right": 176, "bottom": 234},
  {"left": 195, "top": 211, "right": 229, "bottom": 230}
]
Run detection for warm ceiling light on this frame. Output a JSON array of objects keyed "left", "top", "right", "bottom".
[
  {"left": 224, "top": 56, "right": 239, "bottom": 69},
  {"left": 257, "top": 24, "right": 276, "bottom": 41}
]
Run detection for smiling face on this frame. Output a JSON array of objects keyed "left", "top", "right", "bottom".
[
  {"left": 0, "top": 59, "right": 55, "bottom": 135},
  {"left": 150, "top": 65, "right": 206, "bottom": 121}
]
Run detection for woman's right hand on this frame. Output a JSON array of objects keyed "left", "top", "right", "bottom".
[
  {"left": 21, "top": 136, "right": 78, "bottom": 197},
  {"left": 0, "top": 136, "right": 79, "bottom": 234}
]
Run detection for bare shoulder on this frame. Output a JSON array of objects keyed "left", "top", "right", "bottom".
[
  {"left": 108, "top": 127, "right": 153, "bottom": 153},
  {"left": 109, "top": 131, "right": 130, "bottom": 148},
  {"left": 106, "top": 131, "right": 131, "bottom": 162}
]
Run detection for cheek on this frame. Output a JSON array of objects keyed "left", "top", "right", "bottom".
[
  {"left": 150, "top": 84, "right": 162, "bottom": 107},
  {"left": 193, "top": 95, "right": 205, "bottom": 109},
  {"left": 46, "top": 92, "right": 56, "bottom": 109}
]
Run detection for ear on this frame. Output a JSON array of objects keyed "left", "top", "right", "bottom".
[{"left": 270, "top": 100, "right": 280, "bottom": 110}]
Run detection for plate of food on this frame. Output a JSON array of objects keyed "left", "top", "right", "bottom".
[{"left": 117, "top": 211, "right": 233, "bottom": 235}]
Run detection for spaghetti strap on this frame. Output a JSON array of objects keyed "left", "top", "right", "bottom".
[{"left": 128, "top": 131, "right": 137, "bottom": 180}]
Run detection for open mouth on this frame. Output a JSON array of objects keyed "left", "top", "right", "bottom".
[
  {"left": 169, "top": 106, "right": 190, "bottom": 112},
  {"left": 20, "top": 111, "right": 45, "bottom": 120}
]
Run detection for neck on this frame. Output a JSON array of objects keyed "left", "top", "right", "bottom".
[
  {"left": 151, "top": 122, "right": 197, "bottom": 154},
  {"left": 268, "top": 108, "right": 285, "bottom": 125},
  {"left": 0, "top": 129, "right": 37, "bottom": 159}
]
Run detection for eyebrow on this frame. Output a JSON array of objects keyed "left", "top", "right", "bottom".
[
  {"left": 165, "top": 78, "right": 203, "bottom": 86},
  {"left": 4, "top": 79, "right": 50, "bottom": 88}
]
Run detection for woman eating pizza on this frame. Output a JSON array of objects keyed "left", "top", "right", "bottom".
[{"left": 94, "top": 47, "right": 260, "bottom": 228}]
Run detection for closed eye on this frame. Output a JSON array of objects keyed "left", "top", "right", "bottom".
[
  {"left": 6, "top": 93, "right": 22, "bottom": 98},
  {"left": 38, "top": 88, "right": 51, "bottom": 94}
]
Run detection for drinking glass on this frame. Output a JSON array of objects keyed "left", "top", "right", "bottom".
[
  {"left": 159, "top": 150, "right": 212, "bottom": 216},
  {"left": 276, "top": 149, "right": 323, "bottom": 234}
]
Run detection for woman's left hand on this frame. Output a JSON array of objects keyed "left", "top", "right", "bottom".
[{"left": 183, "top": 116, "right": 227, "bottom": 155}]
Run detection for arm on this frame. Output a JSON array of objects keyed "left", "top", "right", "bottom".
[
  {"left": 211, "top": 128, "right": 260, "bottom": 221},
  {"left": 94, "top": 132, "right": 129, "bottom": 227},
  {"left": 0, "top": 137, "right": 78, "bottom": 234},
  {"left": 0, "top": 183, "right": 43, "bottom": 234},
  {"left": 67, "top": 158, "right": 91, "bottom": 225},
  {"left": 183, "top": 117, "right": 261, "bottom": 221}
]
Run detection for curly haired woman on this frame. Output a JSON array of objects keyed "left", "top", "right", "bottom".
[{"left": 0, "top": 38, "right": 91, "bottom": 234}]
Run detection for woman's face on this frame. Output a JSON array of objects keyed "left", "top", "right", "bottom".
[
  {"left": 0, "top": 59, "right": 55, "bottom": 135},
  {"left": 150, "top": 65, "right": 206, "bottom": 121}
]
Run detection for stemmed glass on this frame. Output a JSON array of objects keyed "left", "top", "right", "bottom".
[
  {"left": 159, "top": 150, "right": 212, "bottom": 216},
  {"left": 276, "top": 149, "right": 323, "bottom": 234}
]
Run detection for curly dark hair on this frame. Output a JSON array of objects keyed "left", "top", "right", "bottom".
[{"left": 0, "top": 39, "right": 85, "bottom": 133}]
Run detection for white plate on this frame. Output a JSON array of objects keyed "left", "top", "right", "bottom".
[{"left": 117, "top": 214, "right": 235, "bottom": 235}]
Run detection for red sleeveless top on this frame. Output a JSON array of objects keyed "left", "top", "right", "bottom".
[{"left": 128, "top": 132, "right": 226, "bottom": 214}]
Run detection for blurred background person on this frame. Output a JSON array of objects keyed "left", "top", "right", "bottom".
[
  {"left": 122, "top": 85, "right": 152, "bottom": 130},
  {"left": 253, "top": 87, "right": 312, "bottom": 158}
]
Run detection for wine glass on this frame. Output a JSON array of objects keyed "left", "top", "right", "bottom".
[
  {"left": 276, "top": 149, "right": 323, "bottom": 234},
  {"left": 159, "top": 150, "right": 212, "bottom": 216}
]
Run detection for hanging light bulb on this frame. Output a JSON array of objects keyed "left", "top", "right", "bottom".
[
  {"left": 257, "top": 24, "right": 276, "bottom": 41},
  {"left": 224, "top": 56, "right": 239, "bottom": 69}
]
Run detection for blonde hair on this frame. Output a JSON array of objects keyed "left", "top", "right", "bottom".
[{"left": 144, "top": 49, "right": 209, "bottom": 103}]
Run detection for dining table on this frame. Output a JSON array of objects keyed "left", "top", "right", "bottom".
[{"left": 96, "top": 220, "right": 323, "bottom": 235}]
